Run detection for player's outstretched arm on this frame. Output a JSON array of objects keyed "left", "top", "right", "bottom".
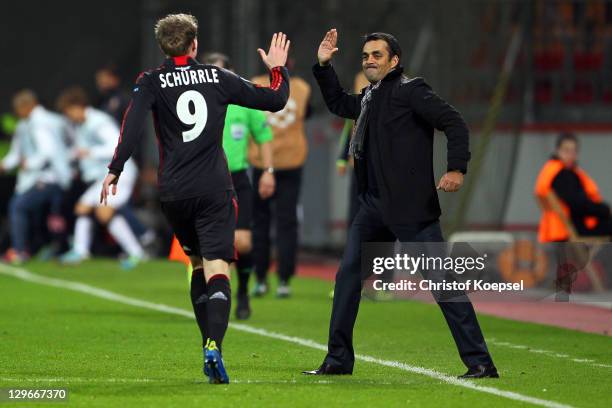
[
  {"left": 223, "top": 32, "right": 291, "bottom": 112},
  {"left": 312, "top": 29, "right": 360, "bottom": 120}
]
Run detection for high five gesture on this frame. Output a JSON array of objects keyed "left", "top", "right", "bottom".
[
  {"left": 317, "top": 28, "right": 339, "bottom": 66},
  {"left": 258, "top": 32, "right": 291, "bottom": 70}
]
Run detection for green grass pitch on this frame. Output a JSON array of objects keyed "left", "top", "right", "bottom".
[{"left": 0, "top": 259, "right": 610, "bottom": 407}]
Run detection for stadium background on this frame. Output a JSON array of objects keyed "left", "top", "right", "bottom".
[
  {"left": 1, "top": 2, "right": 611, "bottom": 407},
  {"left": 1, "top": 0, "right": 612, "bottom": 250}
]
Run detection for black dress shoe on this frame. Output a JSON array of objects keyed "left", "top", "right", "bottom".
[
  {"left": 458, "top": 364, "right": 499, "bottom": 379},
  {"left": 302, "top": 363, "right": 351, "bottom": 375}
]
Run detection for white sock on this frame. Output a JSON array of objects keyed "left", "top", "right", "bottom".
[
  {"left": 73, "top": 216, "right": 93, "bottom": 256},
  {"left": 108, "top": 216, "right": 144, "bottom": 258}
]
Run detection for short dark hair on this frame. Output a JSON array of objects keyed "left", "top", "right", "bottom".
[
  {"left": 56, "top": 86, "right": 89, "bottom": 111},
  {"left": 556, "top": 132, "right": 578, "bottom": 149},
  {"left": 154, "top": 13, "right": 198, "bottom": 57},
  {"left": 96, "top": 63, "right": 120, "bottom": 78},
  {"left": 363, "top": 32, "right": 402, "bottom": 61},
  {"left": 12, "top": 89, "right": 38, "bottom": 110},
  {"left": 201, "top": 52, "right": 232, "bottom": 70}
]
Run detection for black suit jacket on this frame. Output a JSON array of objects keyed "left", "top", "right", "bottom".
[{"left": 313, "top": 63, "right": 470, "bottom": 224}]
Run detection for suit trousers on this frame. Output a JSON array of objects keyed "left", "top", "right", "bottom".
[{"left": 324, "top": 192, "right": 494, "bottom": 372}]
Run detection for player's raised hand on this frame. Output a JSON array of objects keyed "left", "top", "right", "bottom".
[
  {"left": 317, "top": 28, "right": 339, "bottom": 66},
  {"left": 258, "top": 32, "right": 290, "bottom": 70},
  {"left": 100, "top": 173, "right": 119, "bottom": 206}
]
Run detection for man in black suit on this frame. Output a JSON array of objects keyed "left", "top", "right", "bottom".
[{"left": 304, "top": 29, "right": 498, "bottom": 378}]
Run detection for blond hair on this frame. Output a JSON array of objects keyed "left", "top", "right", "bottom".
[{"left": 154, "top": 13, "right": 198, "bottom": 57}]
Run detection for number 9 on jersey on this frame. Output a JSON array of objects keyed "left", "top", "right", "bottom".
[{"left": 176, "top": 90, "right": 208, "bottom": 143}]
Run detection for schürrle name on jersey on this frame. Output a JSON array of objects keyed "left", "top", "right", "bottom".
[{"left": 159, "top": 68, "right": 219, "bottom": 88}]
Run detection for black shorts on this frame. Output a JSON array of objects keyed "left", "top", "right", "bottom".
[
  {"left": 232, "top": 170, "right": 253, "bottom": 230},
  {"left": 161, "top": 190, "right": 237, "bottom": 263}
]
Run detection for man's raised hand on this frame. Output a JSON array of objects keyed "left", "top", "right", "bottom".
[
  {"left": 317, "top": 29, "right": 339, "bottom": 66},
  {"left": 258, "top": 32, "right": 290, "bottom": 70}
]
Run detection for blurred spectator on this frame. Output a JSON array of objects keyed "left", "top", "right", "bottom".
[
  {"left": 95, "top": 65, "right": 156, "bottom": 250},
  {"left": 95, "top": 64, "right": 130, "bottom": 125},
  {"left": 248, "top": 60, "right": 311, "bottom": 297},
  {"left": 56, "top": 87, "right": 146, "bottom": 268},
  {"left": 535, "top": 132, "right": 612, "bottom": 242},
  {"left": 0, "top": 90, "right": 70, "bottom": 264}
]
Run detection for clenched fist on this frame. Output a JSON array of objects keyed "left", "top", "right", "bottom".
[{"left": 437, "top": 171, "right": 464, "bottom": 192}]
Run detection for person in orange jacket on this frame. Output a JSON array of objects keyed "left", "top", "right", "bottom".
[{"left": 535, "top": 133, "right": 611, "bottom": 242}]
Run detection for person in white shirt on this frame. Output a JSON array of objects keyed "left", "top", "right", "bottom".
[
  {"left": 56, "top": 87, "right": 145, "bottom": 269},
  {"left": 0, "top": 90, "right": 70, "bottom": 264}
]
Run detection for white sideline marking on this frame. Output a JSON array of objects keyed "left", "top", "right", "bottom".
[
  {"left": 489, "top": 339, "right": 612, "bottom": 369},
  {"left": 0, "top": 377, "right": 155, "bottom": 384},
  {"left": 0, "top": 265, "right": 574, "bottom": 408},
  {"left": 0, "top": 377, "right": 336, "bottom": 385}
]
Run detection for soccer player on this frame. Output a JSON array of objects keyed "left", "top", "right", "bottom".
[
  {"left": 57, "top": 87, "right": 145, "bottom": 269},
  {"left": 101, "top": 14, "right": 290, "bottom": 384},
  {"left": 169, "top": 52, "right": 276, "bottom": 320}
]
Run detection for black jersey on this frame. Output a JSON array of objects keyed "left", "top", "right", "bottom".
[{"left": 108, "top": 56, "right": 289, "bottom": 201}]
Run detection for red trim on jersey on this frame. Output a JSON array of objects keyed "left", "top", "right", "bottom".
[
  {"left": 255, "top": 67, "right": 284, "bottom": 91},
  {"left": 231, "top": 196, "right": 239, "bottom": 260},
  {"left": 270, "top": 66, "right": 283, "bottom": 91},
  {"left": 112, "top": 70, "right": 147, "bottom": 161},
  {"left": 152, "top": 111, "right": 163, "bottom": 174},
  {"left": 173, "top": 55, "right": 189, "bottom": 66},
  {"left": 112, "top": 100, "right": 134, "bottom": 160},
  {"left": 268, "top": 70, "right": 275, "bottom": 89},
  {"left": 118, "top": 101, "right": 133, "bottom": 141},
  {"left": 208, "top": 274, "right": 229, "bottom": 283},
  {"left": 232, "top": 197, "right": 239, "bottom": 221},
  {"left": 270, "top": 68, "right": 278, "bottom": 90}
]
